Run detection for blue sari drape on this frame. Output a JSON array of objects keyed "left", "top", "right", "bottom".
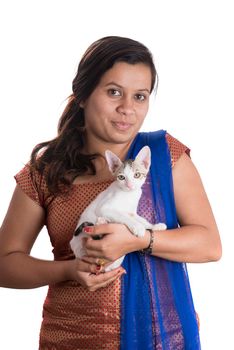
[{"left": 120, "top": 130, "right": 201, "bottom": 349}]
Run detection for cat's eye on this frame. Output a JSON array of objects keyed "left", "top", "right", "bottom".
[
  {"left": 117, "top": 174, "right": 125, "bottom": 181},
  {"left": 134, "top": 172, "right": 142, "bottom": 178}
]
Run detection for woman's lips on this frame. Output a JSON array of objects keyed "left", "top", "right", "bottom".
[{"left": 112, "top": 121, "right": 132, "bottom": 131}]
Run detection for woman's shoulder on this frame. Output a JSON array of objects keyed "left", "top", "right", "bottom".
[
  {"left": 137, "top": 130, "right": 190, "bottom": 167},
  {"left": 165, "top": 132, "right": 190, "bottom": 167},
  {"left": 14, "top": 163, "right": 52, "bottom": 207}
]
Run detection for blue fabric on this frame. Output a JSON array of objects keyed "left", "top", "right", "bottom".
[{"left": 120, "top": 130, "right": 201, "bottom": 349}]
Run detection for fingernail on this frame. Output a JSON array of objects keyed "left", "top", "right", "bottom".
[
  {"left": 95, "top": 265, "right": 102, "bottom": 275},
  {"left": 83, "top": 226, "right": 93, "bottom": 233}
]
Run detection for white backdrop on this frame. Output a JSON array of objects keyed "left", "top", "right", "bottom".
[{"left": 0, "top": 1, "right": 233, "bottom": 349}]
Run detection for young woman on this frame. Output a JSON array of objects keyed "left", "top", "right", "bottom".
[{"left": 0, "top": 36, "right": 221, "bottom": 349}]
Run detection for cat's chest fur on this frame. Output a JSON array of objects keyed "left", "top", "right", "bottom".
[{"left": 95, "top": 182, "right": 142, "bottom": 215}]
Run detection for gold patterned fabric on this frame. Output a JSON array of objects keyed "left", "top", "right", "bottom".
[
  {"left": 166, "top": 133, "right": 190, "bottom": 167},
  {"left": 14, "top": 133, "right": 189, "bottom": 350}
]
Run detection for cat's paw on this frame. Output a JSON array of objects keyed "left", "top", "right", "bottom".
[
  {"left": 105, "top": 256, "right": 125, "bottom": 272},
  {"left": 152, "top": 223, "right": 167, "bottom": 231},
  {"left": 96, "top": 217, "right": 108, "bottom": 225},
  {"left": 131, "top": 224, "right": 146, "bottom": 237}
]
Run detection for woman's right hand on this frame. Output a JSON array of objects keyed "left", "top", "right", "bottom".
[
  {"left": 67, "top": 258, "right": 126, "bottom": 292},
  {"left": 0, "top": 186, "right": 125, "bottom": 290}
]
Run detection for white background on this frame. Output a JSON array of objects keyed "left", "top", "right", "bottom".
[{"left": 0, "top": 1, "right": 233, "bottom": 349}]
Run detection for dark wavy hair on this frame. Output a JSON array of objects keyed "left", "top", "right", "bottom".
[{"left": 30, "top": 36, "right": 158, "bottom": 194}]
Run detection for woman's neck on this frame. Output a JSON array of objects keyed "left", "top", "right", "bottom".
[{"left": 83, "top": 138, "right": 132, "bottom": 161}]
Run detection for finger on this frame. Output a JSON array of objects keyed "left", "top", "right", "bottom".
[
  {"left": 84, "top": 238, "right": 105, "bottom": 258},
  {"left": 79, "top": 258, "right": 125, "bottom": 277},
  {"left": 83, "top": 223, "right": 113, "bottom": 237},
  {"left": 82, "top": 256, "right": 109, "bottom": 265},
  {"left": 81, "top": 256, "right": 113, "bottom": 275},
  {"left": 89, "top": 268, "right": 126, "bottom": 291},
  {"left": 98, "top": 268, "right": 127, "bottom": 288},
  {"left": 93, "top": 264, "right": 104, "bottom": 275},
  {"left": 92, "top": 277, "right": 118, "bottom": 291},
  {"left": 92, "top": 266, "right": 126, "bottom": 283},
  {"left": 77, "top": 259, "right": 103, "bottom": 275},
  {"left": 81, "top": 256, "right": 99, "bottom": 265}
]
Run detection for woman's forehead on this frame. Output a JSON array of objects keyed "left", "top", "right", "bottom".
[{"left": 98, "top": 62, "right": 152, "bottom": 91}]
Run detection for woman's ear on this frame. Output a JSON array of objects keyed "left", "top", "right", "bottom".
[{"left": 79, "top": 101, "right": 85, "bottom": 108}]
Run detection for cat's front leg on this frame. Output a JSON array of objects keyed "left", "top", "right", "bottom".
[
  {"left": 152, "top": 223, "right": 167, "bottom": 231},
  {"left": 100, "top": 210, "right": 146, "bottom": 237},
  {"left": 131, "top": 213, "right": 167, "bottom": 231},
  {"left": 129, "top": 213, "right": 154, "bottom": 228},
  {"left": 96, "top": 217, "right": 108, "bottom": 225},
  {"left": 105, "top": 256, "right": 125, "bottom": 272}
]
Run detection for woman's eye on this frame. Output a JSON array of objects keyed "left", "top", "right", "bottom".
[
  {"left": 134, "top": 172, "right": 141, "bottom": 178},
  {"left": 135, "top": 94, "right": 146, "bottom": 101},
  {"left": 117, "top": 174, "right": 125, "bottom": 180},
  {"left": 108, "top": 89, "right": 121, "bottom": 97}
]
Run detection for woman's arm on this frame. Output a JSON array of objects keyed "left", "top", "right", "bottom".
[
  {"left": 151, "top": 153, "right": 222, "bottom": 262},
  {"left": 83, "top": 154, "right": 222, "bottom": 263},
  {"left": 0, "top": 186, "right": 125, "bottom": 289}
]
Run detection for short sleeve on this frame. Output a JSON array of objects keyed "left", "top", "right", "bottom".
[
  {"left": 166, "top": 133, "right": 190, "bottom": 167},
  {"left": 14, "top": 164, "right": 51, "bottom": 207}
]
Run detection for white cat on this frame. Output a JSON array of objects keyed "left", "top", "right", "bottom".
[{"left": 70, "top": 146, "right": 166, "bottom": 271}]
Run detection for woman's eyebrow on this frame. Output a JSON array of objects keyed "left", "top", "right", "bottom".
[{"left": 104, "top": 81, "right": 150, "bottom": 93}]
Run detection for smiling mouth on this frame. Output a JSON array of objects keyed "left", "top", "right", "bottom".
[{"left": 112, "top": 121, "right": 132, "bottom": 131}]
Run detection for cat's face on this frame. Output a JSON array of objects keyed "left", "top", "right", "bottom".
[
  {"left": 115, "top": 160, "right": 147, "bottom": 191},
  {"left": 105, "top": 146, "right": 151, "bottom": 191}
]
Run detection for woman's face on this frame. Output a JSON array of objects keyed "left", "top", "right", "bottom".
[{"left": 81, "top": 62, "right": 152, "bottom": 154}]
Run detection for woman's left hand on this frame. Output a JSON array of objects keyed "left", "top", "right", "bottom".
[{"left": 81, "top": 223, "right": 149, "bottom": 265}]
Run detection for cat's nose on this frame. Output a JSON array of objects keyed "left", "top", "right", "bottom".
[{"left": 127, "top": 182, "right": 134, "bottom": 190}]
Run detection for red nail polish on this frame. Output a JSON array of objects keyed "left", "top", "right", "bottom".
[
  {"left": 83, "top": 226, "right": 93, "bottom": 233},
  {"left": 95, "top": 266, "right": 102, "bottom": 275}
]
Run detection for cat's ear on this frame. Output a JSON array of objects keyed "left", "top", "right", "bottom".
[
  {"left": 105, "top": 150, "right": 123, "bottom": 175},
  {"left": 135, "top": 146, "right": 151, "bottom": 171}
]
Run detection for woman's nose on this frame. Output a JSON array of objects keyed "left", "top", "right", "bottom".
[{"left": 117, "top": 96, "right": 135, "bottom": 116}]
